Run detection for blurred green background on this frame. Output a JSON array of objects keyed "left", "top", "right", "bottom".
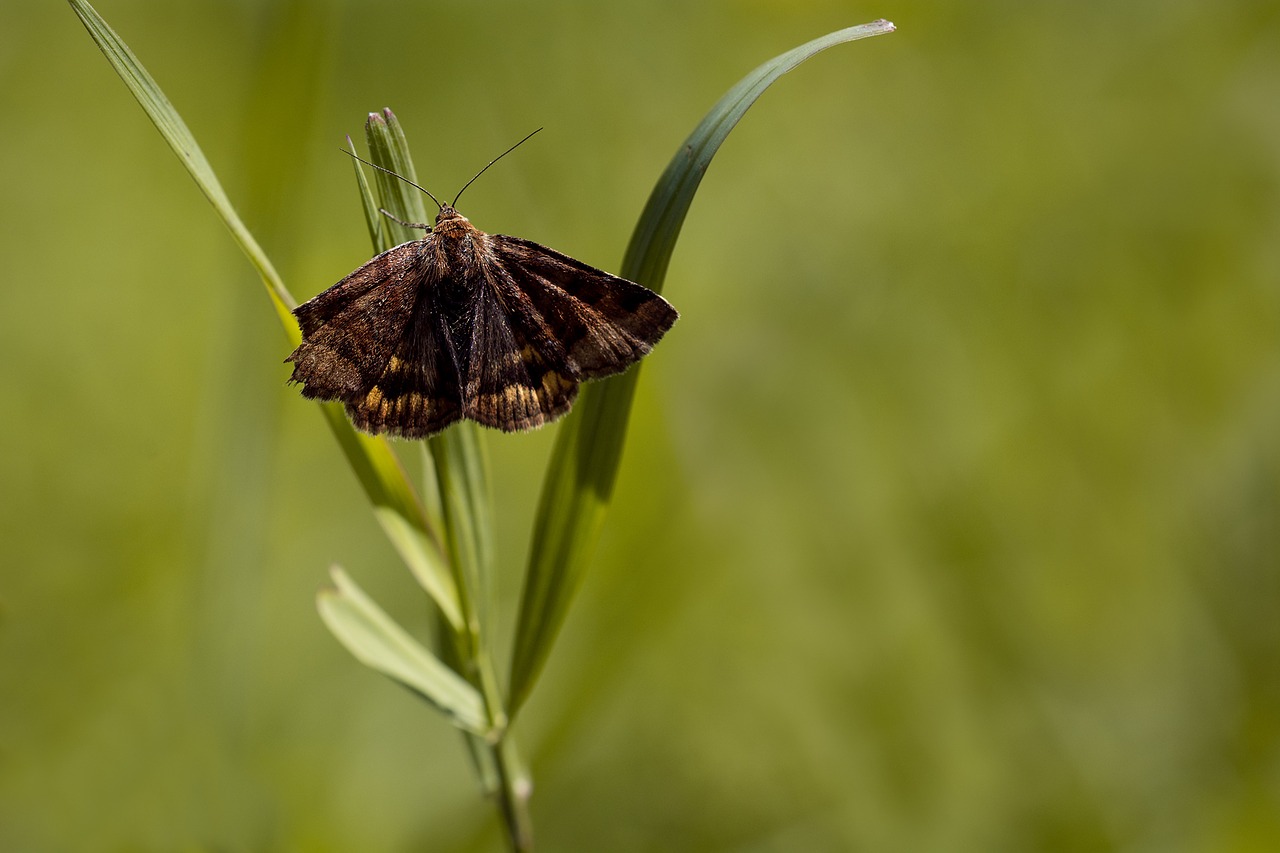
[{"left": 2, "top": 0, "right": 1278, "bottom": 850}]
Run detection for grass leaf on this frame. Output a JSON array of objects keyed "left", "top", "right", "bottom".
[
  {"left": 507, "top": 20, "right": 897, "bottom": 714},
  {"left": 67, "top": 0, "right": 296, "bottom": 332},
  {"left": 69, "top": 0, "right": 462, "bottom": 630},
  {"left": 363, "top": 110, "right": 497, "bottom": 636},
  {"left": 318, "top": 567, "right": 490, "bottom": 735},
  {"left": 348, "top": 134, "right": 388, "bottom": 252},
  {"left": 429, "top": 432, "right": 494, "bottom": 631},
  {"left": 358, "top": 114, "right": 504, "bottom": 793}
]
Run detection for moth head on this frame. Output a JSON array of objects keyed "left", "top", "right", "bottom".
[{"left": 435, "top": 205, "right": 466, "bottom": 226}]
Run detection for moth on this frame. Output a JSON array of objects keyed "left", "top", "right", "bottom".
[{"left": 286, "top": 132, "right": 678, "bottom": 439}]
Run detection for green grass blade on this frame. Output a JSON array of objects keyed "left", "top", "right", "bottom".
[
  {"left": 358, "top": 111, "right": 506, "bottom": 792},
  {"left": 321, "top": 406, "right": 460, "bottom": 631},
  {"left": 360, "top": 113, "right": 515, "bottom": 808},
  {"left": 621, "top": 19, "right": 896, "bottom": 290},
  {"left": 69, "top": 0, "right": 461, "bottom": 630},
  {"left": 348, "top": 135, "right": 388, "bottom": 251},
  {"left": 330, "top": 122, "right": 472, "bottom": 630},
  {"left": 428, "top": 431, "right": 495, "bottom": 633},
  {"left": 318, "top": 567, "right": 489, "bottom": 735},
  {"left": 365, "top": 108, "right": 432, "bottom": 245},
  {"left": 364, "top": 111, "right": 497, "bottom": 637},
  {"left": 507, "top": 20, "right": 896, "bottom": 715},
  {"left": 67, "top": 0, "right": 296, "bottom": 333}
]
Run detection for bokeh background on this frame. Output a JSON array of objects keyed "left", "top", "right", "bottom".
[{"left": 3, "top": 0, "right": 1278, "bottom": 850}]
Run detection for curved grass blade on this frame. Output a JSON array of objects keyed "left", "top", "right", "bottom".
[
  {"left": 318, "top": 567, "right": 489, "bottom": 735},
  {"left": 348, "top": 134, "right": 389, "bottom": 253},
  {"left": 69, "top": 0, "right": 461, "bottom": 630},
  {"left": 364, "top": 110, "right": 497, "bottom": 638},
  {"left": 68, "top": 0, "right": 295, "bottom": 332},
  {"left": 365, "top": 109, "right": 432, "bottom": 247},
  {"left": 357, "top": 113, "right": 507, "bottom": 797},
  {"left": 508, "top": 20, "right": 896, "bottom": 715}
]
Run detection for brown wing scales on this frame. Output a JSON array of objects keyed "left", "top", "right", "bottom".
[
  {"left": 345, "top": 295, "right": 464, "bottom": 438},
  {"left": 286, "top": 244, "right": 425, "bottom": 400},
  {"left": 490, "top": 235, "right": 678, "bottom": 380},
  {"left": 465, "top": 266, "right": 579, "bottom": 431},
  {"left": 286, "top": 217, "right": 677, "bottom": 439},
  {"left": 288, "top": 242, "right": 465, "bottom": 438}
]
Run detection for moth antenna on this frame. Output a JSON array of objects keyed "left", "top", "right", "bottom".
[
  {"left": 379, "top": 208, "right": 431, "bottom": 232},
  {"left": 340, "top": 148, "right": 444, "bottom": 211},
  {"left": 451, "top": 127, "right": 543, "bottom": 209}
]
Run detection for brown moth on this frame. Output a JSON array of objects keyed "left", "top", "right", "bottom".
[{"left": 286, "top": 138, "right": 677, "bottom": 439}]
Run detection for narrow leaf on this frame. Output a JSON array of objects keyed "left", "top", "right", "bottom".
[
  {"left": 69, "top": 0, "right": 462, "bottom": 631},
  {"left": 429, "top": 431, "right": 494, "bottom": 632},
  {"left": 348, "top": 134, "right": 387, "bottom": 251},
  {"left": 68, "top": 0, "right": 295, "bottom": 332},
  {"left": 508, "top": 20, "right": 896, "bottom": 714},
  {"left": 358, "top": 113, "right": 504, "bottom": 790},
  {"left": 365, "top": 109, "right": 432, "bottom": 245},
  {"left": 318, "top": 567, "right": 490, "bottom": 735},
  {"left": 364, "top": 110, "right": 497, "bottom": 635}
]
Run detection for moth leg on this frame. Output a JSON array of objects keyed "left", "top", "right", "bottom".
[{"left": 379, "top": 208, "right": 431, "bottom": 232}]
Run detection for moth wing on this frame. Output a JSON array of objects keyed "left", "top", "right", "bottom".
[
  {"left": 464, "top": 264, "right": 579, "bottom": 432},
  {"left": 286, "top": 242, "right": 423, "bottom": 401},
  {"left": 489, "top": 235, "right": 678, "bottom": 380},
  {"left": 289, "top": 239, "right": 465, "bottom": 438},
  {"left": 345, "top": 286, "right": 465, "bottom": 439},
  {"left": 293, "top": 241, "right": 418, "bottom": 336}
]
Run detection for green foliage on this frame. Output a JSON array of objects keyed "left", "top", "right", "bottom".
[
  {"left": 67, "top": 1, "right": 894, "bottom": 847},
  {"left": 67, "top": 0, "right": 293, "bottom": 328},
  {"left": 509, "top": 20, "right": 896, "bottom": 716},
  {"left": 14, "top": 0, "right": 1278, "bottom": 850},
  {"left": 70, "top": 0, "right": 463, "bottom": 635},
  {"left": 317, "top": 567, "right": 489, "bottom": 735}
]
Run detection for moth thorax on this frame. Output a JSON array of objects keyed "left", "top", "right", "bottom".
[{"left": 432, "top": 207, "right": 474, "bottom": 239}]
